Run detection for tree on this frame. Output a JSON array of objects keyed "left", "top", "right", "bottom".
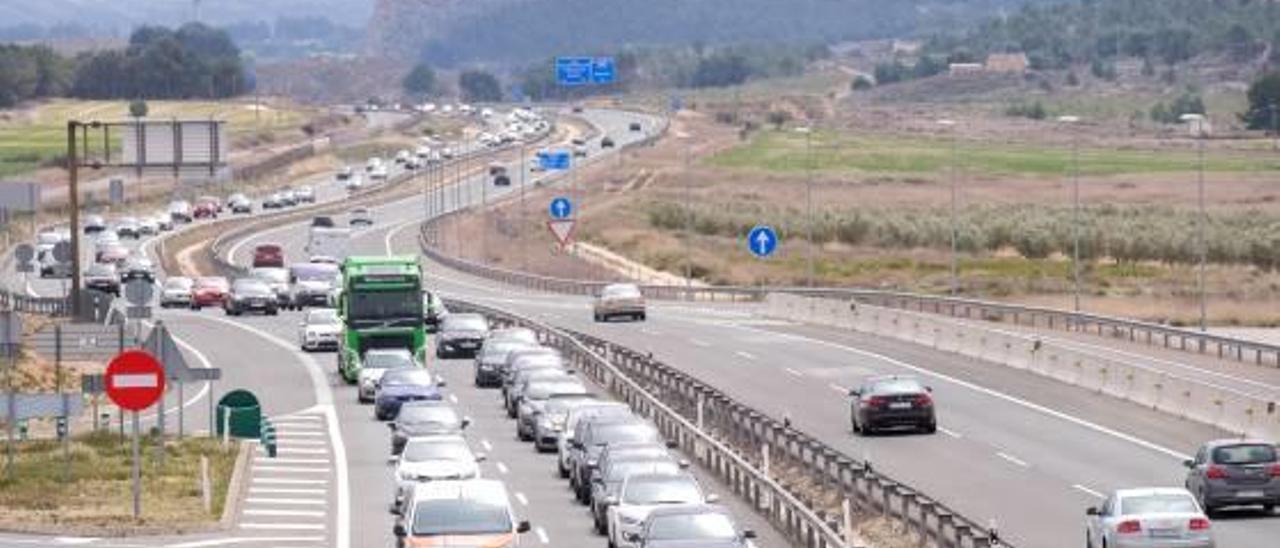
[
  {"left": 850, "top": 75, "right": 873, "bottom": 90},
  {"left": 402, "top": 63, "right": 436, "bottom": 96},
  {"left": 690, "top": 53, "right": 751, "bottom": 88},
  {"left": 873, "top": 62, "right": 907, "bottom": 85},
  {"left": 459, "top": 69, "right": 502, "bottom": 102},
  {"left": 1241, "top": 71, "right": 1280, "bottom": 130},
  {"left": 129, "top": 99, "right": 148, "bottom": 117},
  {"left": 766, "top": 110, "right": 791, "bottom": 130}
]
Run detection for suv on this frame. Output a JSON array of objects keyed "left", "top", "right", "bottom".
[
  {"left": 1184, "top": 439, "right": 1280, "bottom": 515},
  {"left": 169, "top": 200, "right": 193, "bottom": 223},
  {"left": 83, "top": 263, "right": 120, "bottom": 296},
  {"left": 848, "top": 375, "right": 936, "bottom": 435}
]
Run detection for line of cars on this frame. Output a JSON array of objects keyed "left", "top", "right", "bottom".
[{"left": 444, "top": 314, "right": 759, "bottom": 548}]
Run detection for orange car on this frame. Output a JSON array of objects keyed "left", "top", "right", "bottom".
[{"left": 393, "top": 479, "right": 530, "bottom": 547}]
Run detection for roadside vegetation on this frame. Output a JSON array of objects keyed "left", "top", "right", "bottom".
[{"left": 0, "top": 432, "right": 237, "bottom": 529}]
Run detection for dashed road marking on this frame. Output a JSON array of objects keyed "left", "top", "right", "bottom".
[
  {"left": 783, "top": 367, "right": 802, "bottom": 377},
  {"left": 736, "top": 351, "right": 758, "bottom": 361},
  {"left": 689, "top": 338, "right": 710, "bottom": 348},
  {"left": 535, "top": 527, "right": 550, "bottom": 544},
  {"left": 938, "top": 426, "right": 963, "bottom": 439},
  {"left": 996, "top": 452, "right": 1030, "bottom": 468},
  {"left": 1073, "top": 484, "right": 1105, "bottom": 498},
  {"left": 828, "top": 383, "right": 849, "bottom": 394},
  {"left": 496, "top": 462, "right": 509, "bottom": 475},
  {"left": 515, "top": 492, "right": 528, "bottom": 506},
  {"left": 481, "top": 439, "right": 493, "bottom": 451},
  {"left": 448, "top": 394, "right": 459, "bottom": 404}
]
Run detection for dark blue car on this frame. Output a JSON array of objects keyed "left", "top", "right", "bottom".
[{"left": 373, "top": 369, "right": 445, "bottom": 420}]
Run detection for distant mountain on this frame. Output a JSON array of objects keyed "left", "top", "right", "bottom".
[
  {"left": 367, "top": 0, "right": 1070, "bottom": 66},
  {"left": 0, "top": 0, "right": 373, "bottom": 32}
]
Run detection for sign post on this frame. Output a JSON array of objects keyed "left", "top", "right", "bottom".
[{"left": 105, "top": 350, "right": 165, "bottom": 519}]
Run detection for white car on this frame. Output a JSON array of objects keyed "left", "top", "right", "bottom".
[
  {"left": 1086, "top": 487, "right": 1214, "bottom": 548},
  {"left": 392, "top": 435, "right": 483, "bottom": 511},
  {"left": 370, "top": 165, "right": 389, "bottom": 181},
  {"left": 344, "top": 175, "right": 365, "bottom": 191},
  {"left": 298, "top": 308, "right": 341, "bottom": 352},
  {"left": 357, "top": 348, "right": 417, "bottom": 403},
  {"left": 160, "top": 277, "right": 195, "bottom": 308},
  {"left": 608, "top": 473, "right": 714, "bottom": 548}
]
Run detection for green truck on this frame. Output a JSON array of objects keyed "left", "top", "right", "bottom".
[{"left": 337, "top": 256, "right": 426, "bottom": 383}]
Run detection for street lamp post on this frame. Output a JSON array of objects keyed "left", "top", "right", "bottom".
[
  {"left": 795, "top": 126, "right": 815, "bottom": 287},
  {"left": 937, "top": 119, "right": 958, "bottom": 295},
  {"left": 1180, "top": 113, "right": 1209, "bottom": 332},
  {"left": 1057, "top": 115, "right": 1082, "bottom": 312}
]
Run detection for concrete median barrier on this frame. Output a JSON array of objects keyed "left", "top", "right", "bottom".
[{"left": 764, "top": 293, "right": 1280, "bottom": 442}]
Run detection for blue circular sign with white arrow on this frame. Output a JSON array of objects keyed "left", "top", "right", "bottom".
[
  {"left": 747, "top": 225, "right": 778, "bottom": 258},
  {"left": 549, "top": 196, "right": 573, "bottom": 219}
]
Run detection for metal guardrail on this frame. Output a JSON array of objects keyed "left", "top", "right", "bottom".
[
  {"left": 419, "top": 215, "right": 1280, "bottom": 369},
  {"left": 449, "top": 298, "right": 1002, "bottom": 548}
]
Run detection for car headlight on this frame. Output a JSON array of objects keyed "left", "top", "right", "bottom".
[{"left": 619, "top": 512, "right": 643, "bottom": 525}]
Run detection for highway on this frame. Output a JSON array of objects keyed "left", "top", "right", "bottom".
[{"left": 10, "top": 105, "right": 1278, "bottom": 548}]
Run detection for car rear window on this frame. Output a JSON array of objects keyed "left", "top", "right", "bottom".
[
  {"left": 1120, "top": 493, "right": 1198, "bottom": 515},
  {"left": 1213, "top": 444, "right": 1277, "bottom": 465},
  {"left": 869, "top": 379, "right": 925, "bottom": 394}
]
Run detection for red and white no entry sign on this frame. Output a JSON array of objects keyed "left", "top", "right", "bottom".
[{"left": 105, "top": 350, "right": 165, "bottom": 411}]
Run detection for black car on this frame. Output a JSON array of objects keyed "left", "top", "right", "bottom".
[
  {"left": 387, "top": 402, "right": 470, "bottom": 455},
  {"left": 435, "top": 313, "right": 490, "bottom": 358},
  {"left": 83, "top": 215, "right": 107, "bottom": 234},
  {"left": 629, "top": 122, "right": 642, "bottom": 132},
  {"left": 848, "top": 375, "right": 936, "bottom": 435},
  {"left": 601, "top": 136, "right": 615, "bottom": 148},
  {"left": 224, "top": 278, "right": 279, "bottom": 316},
  {"left": 312, "top": 216, "right": 335, "bottom": 228},
  {"left": 493, "top": 174, "right": 511, "bottom": 186}
]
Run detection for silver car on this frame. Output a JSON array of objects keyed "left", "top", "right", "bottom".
[
  {"left": 1184, "top": 439, "right": 1279, "bottom": 515},
  {"left": 1086, "top": 488, "right": 1214, "bottom": 548}
]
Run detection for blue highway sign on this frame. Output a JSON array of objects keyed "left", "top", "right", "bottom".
[
  {"left": 538, "top": 150, "right": 571, "bottom": 170},
  {"left": 549, "top": 197, "right": 573, "bottom": 219},
  {"left": 592, "top": 57, "right": 616, "bottom": 84},
  {"left": 556, "top": 57, "right": 593, "bottom": 86},
  {"left": 747, "top": 225, "right": 779, "bottom": 258}
]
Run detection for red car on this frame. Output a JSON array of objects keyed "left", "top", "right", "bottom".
[
  {"left": 193, "top": 199, "right": 219, "bottom": 219},
  {"left": 95, "top": 243, "right": 130, "bottom": 265},
  {"left": 191, "top": 276, "right": 230, "bottom": 309},
  {"left": 253, "top": 244, "right": 285, "bottom": 268}
]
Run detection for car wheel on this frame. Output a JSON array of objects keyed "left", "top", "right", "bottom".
[
  {"left": 594, "top": 512, "right": 607, "bottom": 535},
  {"left": 851, "top": 413, "right": 861, "bottom": 434},
  {"left": 1085, "top": 530, "right": 1094, "bottom": 548},
  {"left": 638, "top": 312, "right": 646, "bottom": 321},
  {"left": 558, "top": 461, "right": 569, "bottom": 479},
  {"left": 1263, "top": 503, "right": 1275, "bottom": 515},
  {"left": 921, "top": 419, "right": 937, "bottom": 434}
]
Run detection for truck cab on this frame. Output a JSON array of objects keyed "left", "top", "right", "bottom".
[{"left": 337, "top": 256, "right": 426, "bottom": 383}]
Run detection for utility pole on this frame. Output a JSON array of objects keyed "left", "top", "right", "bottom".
[
  {"left": 1058, "top": 115, "right": 1082, "bottom": 312},
  {"left": 1181, "top": 113, "right": 1209, "bottom": 332},
  {"left": 937, "top": 119, "right": 958, "bottom": 296},
  {"left": 796, "top": 126, "right": 815, "bottom": 287},
  {"left": 519, "top": 142, "right": 528, "bottom": 271}
]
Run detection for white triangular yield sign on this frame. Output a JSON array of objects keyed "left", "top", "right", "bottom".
[{"left": 547, "top": 219, "right": 576, "bottom": 247}]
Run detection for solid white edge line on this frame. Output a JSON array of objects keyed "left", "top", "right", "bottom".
[{"left": 165, "top": 311, "right": 349, "bottom": 548}]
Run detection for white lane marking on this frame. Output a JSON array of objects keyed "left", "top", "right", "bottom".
[
  {"left": 535, "top": 527, "right": 550, "bottom": 544},
  {"left": 252, "top": 478, "right": 328, "bottom": 485},
  {"left": 384, "top": 219, "right": 420, "bottom": 256},
  {"left": 244, "top": 509, "right": 326, "bottom": 518},
  {"left": 167, "top": 536, "right": 326, "bottom": 547},
  {"left": 829, "top": 383, "right": 849, "bottom": 394},
  {"left": 448, "top": 394, "right": 459, "bottom": 404},
  {"left": 273, "top": 423, "right": 324, "bottom": 430},
  {"left": 736, "top": 351, "right": 758, "bottom": 361},
  {"left": 1073, "top": 484, "right": 1105, "bottom": 498},
  {"left": 274, "top": 431, "right": 325, "bottom": 437},
  {"left": 253, "top": 458, "right": 330, "bottom": 465},
  {"left": 239, "top": 523, "right": 326, "bottom": 531},
  {"left": 245, "top": 497, "right": 328, "bottom": 506},
  {"left": 249, "top": 488, "right": 328, "bottom": 495},
  {"left": 783, "top": 367, "right": 802, "bottom": 377},
  {"left": 166, "top": 311, "right": 350, "bottom": 548},
  {"left": 938, "top": 426, "right": 963, "bottom": 439},
  {"left": 271, "top": 414, "right": 324, "bottom": 421},
  {"left": 496, "top": 462, "right": 509, "bottom": 474},
  {"left": 515, "top": 492, "right": 528, "bottom": 506},
  {"left": 689, "top": 338, "right": 710, "bottom": 348},
  {"left": 714, "top": 323, "right": 1193, "bottom": 461},
  {"left": 253, "top": 466, "right": 332, "bottom": 474},
  {"left": 275, "top": 439, "right": 327, "bottom": 446},
  {"left": 481, "top": 439, "right": 493, "bottom": 452},
  {"left": 24, "top": 280, "right": 38, "bottom": 298},
  {"left": 261, "top": 447, "right": 329, "bottom": 455},
  {"left": 996, "top": 452, "right": 1030, "bottom": 468},
  {"left": 50, "top": 539, "right": 97, "bottom": 545}
]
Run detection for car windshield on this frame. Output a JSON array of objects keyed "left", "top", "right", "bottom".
[
  {"left": 597, "top": 423, "right": 661, "bottom": 446},
  {"left": 1213, "top": 444, "right": 1277, "bottom": 465},
  {"left": 196, "top": 277, "right": 227, "bottom": 289},
  {"left": 603, "top": 285, "right": 641, "bottom": 298},
  {"left": 622, "top": 477, "right": 702, "bottom": 505},
  {"left": 491, "top": 329, "right": 538, "bottom": 344},
  {"left": 292, "top": 265, "right": 339, "bottom": 282},
  {"left": 399, "top": 406, "right": 459, "bottom": 426},
  {"left": 382, "top": 369, "right": 433, "bottom": 387},
  {"left": 480, "top": 341, "right": 530, "bottom": 360},
  {"left": 164, "top": 278, "right": 194, "bottom": 290},
  {"left": 233, "top": 280, "right": 272, "bottom": 296},
  {"left": 868, "top": 379, "right": 925, "bottom": 394},
  {"left": 411, "top": 499, "right": 510, "bottom": 536},
  {"left": 306, "top": 309, "right": 340, "bottom": 325},
  {"left": 526, "top": 382, "right": 586, "bottom": 400},
  {"left": 648, "top": 512, "right": 738, "bottom": 540},
  {"left": 545, "top": 397, "right": 594, "bottom": 416},
  {"left": 607, "top": 461, "right": 680, "bottom": 482},
  {"left": 252, "top": 268, "right": 289, "bottom": 283},
  {"left": 403, "top": 440, "right": 471, "bottom": 462},
  {"left": 444, "top": 315, "right": 488, "bottom": 331},
  {"left": 86, "top": 264, "right": 115, "bottom": 276},
  {"left": 1120, "top": 494, "right": 1199, "bottom": 515},
  {"left": 365, "top": 351, "right": 414, "bottom": 369}
]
